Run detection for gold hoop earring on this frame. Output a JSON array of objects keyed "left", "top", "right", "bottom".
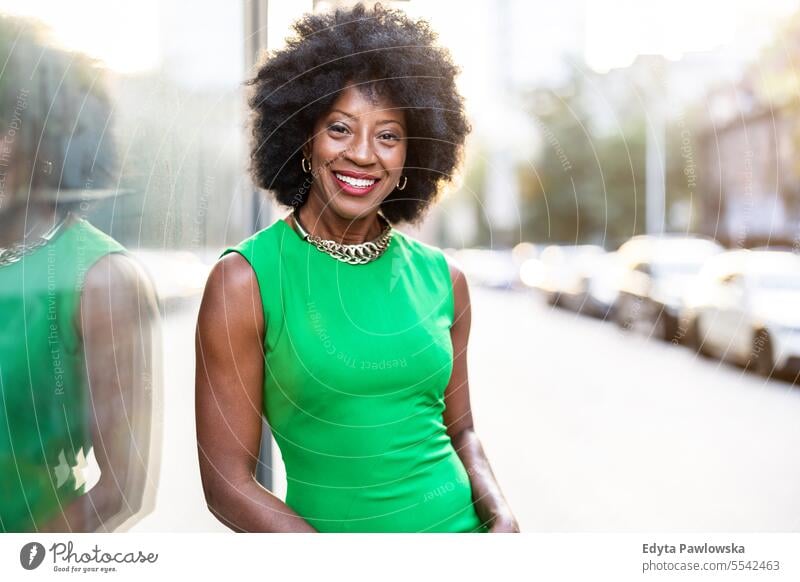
[
  {"left": 396, "top": 175, "right": 407, "bottom": 191},
  {"left": 301, "top": 157, "right": 312, "bottom": 174}
]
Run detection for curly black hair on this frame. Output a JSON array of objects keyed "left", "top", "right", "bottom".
[{"left": 246, "top": 2, "right": 471, "bottom": 224}]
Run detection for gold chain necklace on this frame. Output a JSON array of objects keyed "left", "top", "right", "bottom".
[
  {"left": 291, "top": 209, "right": 393, "bottom": 265},
  {"left": 0, "top": 213, "right": 70, "bottom": 267}
]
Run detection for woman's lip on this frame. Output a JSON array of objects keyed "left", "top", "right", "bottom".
[{"left": 332, "top": 170, "right": 381, "bottom": 196}]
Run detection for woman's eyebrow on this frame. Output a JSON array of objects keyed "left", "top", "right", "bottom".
[
  {"left": 328, "top": 109, "right": 405, "bottom": 128},
  {"left": 377, "top": 119, "right": 405, "bottom": 128},
  {"left": 329, "top": 108, "right": 356, "bottom": 119}
]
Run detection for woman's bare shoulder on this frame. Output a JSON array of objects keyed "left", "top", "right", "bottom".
[
  {"left": 210, "top": 252, "right": 258, "bottom": 288},
  {"left": 199, "top": 252, "right": 263, "bottom": 331}
]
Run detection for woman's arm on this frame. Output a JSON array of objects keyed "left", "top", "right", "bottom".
[
  {"left": 42, "top": 253, "right": 159, "bottom": 532},
  {"left": 195, "top": 253, "right": 317, "bottom": 532},
  {"left": 443, "top": 258, "right": 520, "bottom": 533}
]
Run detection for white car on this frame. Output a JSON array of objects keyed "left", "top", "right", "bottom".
[
  {"left": 585, "top": 251, "right": 626, "bottom": 319},
  {"left": 525, "top": 244, "right": 606, "bottom": 308},
  {"left": 683, "top": 249, "right": 800, "bottom": 378},
  {"left": 614, "top": 235, "right": 724, "bottom": 340}
]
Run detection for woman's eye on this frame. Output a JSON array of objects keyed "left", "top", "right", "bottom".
[
  {"left": 379, "top": 133, "right": 399, "bottom": 141},
  {"left": 328, "top": 124, "right": 349, "bottom": 134}
]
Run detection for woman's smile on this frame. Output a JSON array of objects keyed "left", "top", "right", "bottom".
[{"left": 331, "top": 169, "right": 382, "bottom": 196}]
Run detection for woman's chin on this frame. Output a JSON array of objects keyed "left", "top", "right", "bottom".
[{"left": 327, "top": 193, "right": 383, "bottom": 221}]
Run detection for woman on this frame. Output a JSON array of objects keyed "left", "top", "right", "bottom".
[{"left": 195, "top": 2, "right": 519, "bottom": 533}]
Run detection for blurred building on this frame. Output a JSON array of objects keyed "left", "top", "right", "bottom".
[{"left": 695, "top": 42, "right": 800, "bottom": 247}]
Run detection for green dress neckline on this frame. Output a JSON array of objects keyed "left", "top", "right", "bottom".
[{"left": 274, "top": 215, "right": 398, "bottom": 267}]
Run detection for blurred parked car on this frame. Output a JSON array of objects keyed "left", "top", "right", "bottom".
[
  {"left": 584, "top": 251, "right": 626, "bottom": 319},
  {"left": 524, "top": 244, "right": 606, "bottom": 308},
  {"left": 511, "top": 242, "right": 543, "bottom": 266},
  {"left": 450, "top": 248, "right": 520, "bottom": 290},
  {"left": 682, "top": 249, "right": 800, "bottom": 377},
  {"left": 613, "top": 235, "right": 724, "bottom": 340}
]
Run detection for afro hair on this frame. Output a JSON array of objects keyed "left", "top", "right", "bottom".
[{"left": 246, "top": 2, "right": 471, "bottom": 224}]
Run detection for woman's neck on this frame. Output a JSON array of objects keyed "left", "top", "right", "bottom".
[
  {"left": 295, "top": 194, "right": 384, "bottom": 245},
  {"left": 0, "top": 203, "right": 61, "bottom": 247}
]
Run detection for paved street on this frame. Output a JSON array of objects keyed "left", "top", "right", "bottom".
[
  {"left": 469, "top": 288, "right": 800, "bottom": 532},
  {"left": 131, "top": 287, "right": 800, "bottom": 532}
]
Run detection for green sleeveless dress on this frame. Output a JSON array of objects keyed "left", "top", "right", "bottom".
[
  {"left": 0, "top": 214, "right": 125, "bottom": 531},
  {"left": 223, "top": 217, "right": 487, "bottom": 533}
]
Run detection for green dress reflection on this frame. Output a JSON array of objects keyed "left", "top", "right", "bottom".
[
  {"left": 0, "top": 214, "right": 125, "bottom": 531},
  {"left": 222, "top": 218, "right": 488, "bottom": 533}
]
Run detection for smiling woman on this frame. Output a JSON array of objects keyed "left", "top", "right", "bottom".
[
  {"left": 194, "top": 2, "right": 519, "bottom": 534},
  {"left": 301, "top": 85, "right": 408, "bottom": 223}
]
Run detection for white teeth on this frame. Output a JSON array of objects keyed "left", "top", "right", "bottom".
[{"left": 335, "top": 173, "right": 376, "bottom": 188}]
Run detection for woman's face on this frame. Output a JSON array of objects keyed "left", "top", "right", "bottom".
[{"left": 304, "top": 84, "right": 407, "bottom": 221}]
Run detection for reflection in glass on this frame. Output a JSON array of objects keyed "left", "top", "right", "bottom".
[{"left": 0, "top": 15, "right": 160, "bottom": 532}]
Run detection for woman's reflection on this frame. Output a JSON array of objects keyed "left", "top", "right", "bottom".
[{"left": 0, "top": 15, "right": 160, "bottom": 532}]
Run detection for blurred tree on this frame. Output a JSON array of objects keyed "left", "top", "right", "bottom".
[
  {"left": 664, "top": 118, "right": 702, "bottom": 233},
  {"left": 752, "top": 10, "right": 800, "bottom": 225},
  {"left": 519, "top": 67, "right": 647, "bottom": 247}
]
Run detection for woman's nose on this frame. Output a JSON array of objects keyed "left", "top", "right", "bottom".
[{"left": 345, "top": 132, "right": 378, "bottom": 166}]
